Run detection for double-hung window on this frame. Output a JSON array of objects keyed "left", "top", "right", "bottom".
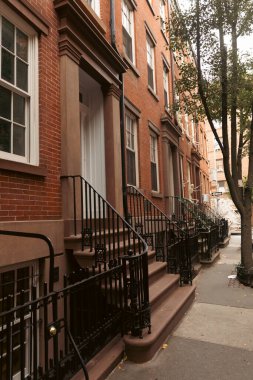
[
  {"left": 86, "top": 0, "right": 100, "bottom": 16},
  {"left": 147, "top": 36, "right": 156, "bottom": 91},
  {"left": 0, "top": 263, "right": 38, "bottom": 379},
  {"left": 150, "top": 133, "right": 159, "bottom": 192},
  {"left": 160, "top": 0, "right": 166, "bottom": 33},
  {"left": 0, "top": 10, "right": 38, "bottom": 165},
  {"left": 122, "top": 0, "right": 135, "bottom": 64},
  {"left": 126, "top": 113, "right": 138, "bottom": 186},
  {"left": 163, "top": 63, "right": 169, "bottom": 108}
]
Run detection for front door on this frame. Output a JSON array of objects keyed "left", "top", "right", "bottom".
[{"left": 79, "top": 71, "right": 106, "bottom": 200}]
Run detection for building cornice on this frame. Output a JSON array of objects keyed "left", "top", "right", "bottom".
[{"left": 54, "top": 0, "right": 127, "bottom": 76}]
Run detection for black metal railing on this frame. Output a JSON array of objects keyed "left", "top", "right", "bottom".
[
  {"left": 0, "top": 258, "right": 151, "bottom": 380},
  {"left": 61, "top": 175, "right": 150, "bottom": 335},
  {"left": 126, "top": 186, "right": 193, "bottom": 285},
  {"left": 167, "top": 196, "right": 222, "bottom": 261},
  {"left": 219, "top": 218, "right": 229, "bottom": 241},
  {"left": 0, "top": 230, "right": 56, "bottom": 292}
]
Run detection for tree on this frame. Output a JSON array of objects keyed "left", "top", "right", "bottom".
[{"left": 168, "top": 0, "right": 253, "bottom": 284}]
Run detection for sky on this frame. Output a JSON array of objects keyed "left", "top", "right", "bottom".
[{"left": 177, "top": 0, "right": 253, "bottom": 55}]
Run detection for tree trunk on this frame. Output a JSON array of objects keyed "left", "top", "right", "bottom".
[{"left": 241, "top": 189, "right": 253, "bottom": 269}]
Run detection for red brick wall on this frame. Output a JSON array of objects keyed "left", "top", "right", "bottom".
[
  {"left": 111, "top": 0, "right": 173, "bottom": 211},
  {"left": 0, "top": 1, "right": 61, "bottom": 221}
]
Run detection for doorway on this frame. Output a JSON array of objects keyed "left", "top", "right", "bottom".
[{"left": 79, "top": 70, "right": 106, "bottom": 199}]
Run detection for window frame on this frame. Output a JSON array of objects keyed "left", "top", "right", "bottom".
[
  {"left": 163, "top": 63, "right": 169, "bottom": 108},
  {"left": 0, "top": 1, "right": 39, "bottom": 166},
  {"left": 160, "top": 0, "right": 166, "bottom": 33},
  {"left": 146, "top": 35, "right": 156, "bottom": 92},
  {"left": 87, "top": 0, "right": 100, "bottom": 16},
  {"left": 150, "top": 132, "right": 159, "bottom": 192},
  {"left": 0, "top": 261, "right": 39, "bottom": 380},
  {"left": 125, "top": 111, "right": 139, "bottom": 187},
  {"left": 122, "top": 0, "right": 136, "bottom": 64}
]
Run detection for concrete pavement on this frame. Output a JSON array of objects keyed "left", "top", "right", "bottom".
[{"left": 107, "top": 235, "right": 253, "bottom": 380}]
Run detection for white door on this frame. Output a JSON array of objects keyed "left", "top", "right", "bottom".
[{"left": 80, "top": 80, "right": 106, "bottom": 200}]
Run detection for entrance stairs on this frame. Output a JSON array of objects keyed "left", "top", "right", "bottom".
[{"left": 66, "top": 229, "right": 195, "bottom": 378}]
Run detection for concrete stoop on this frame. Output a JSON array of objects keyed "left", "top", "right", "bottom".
[
  {"left": 69, "top": 245, "right": 196, "bottom": 379},
  {"left": 124, "top": 282, "right": 196, "bottom": 363},
  {"left": 72, "top": 335, "right": 125, "bottom": 380},
  {"left": 199, "top": 249, "right": 220, "bottom": 264},
  {"left": 219, "top": 235, "right": 230, "bottom": 248}
]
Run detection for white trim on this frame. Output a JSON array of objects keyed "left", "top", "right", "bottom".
[
  {"left": 146, "top": 35, "right": 156, "bottom": 92},
  {"left": 126, "top": 111, "right": 139, "bottom": 187},
  {"left": 122, "top": 0, "right": 136, "bottom": 65},
  {"left": 150, "top": 131, "right": 159, "bottom": 192},
  {"left": 88, "top": 0, "right": 100, "bottom": 17}
]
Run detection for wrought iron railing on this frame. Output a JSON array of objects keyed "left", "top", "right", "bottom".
[
  {"left": 0, "top": 258, "right": 151, "bottom": 380},
  {"left": 167, "top": 196, "right": 221, "bottom": 261},
  {"left": 126, "top": 186, "right": 193, "bottom": 285},
  {"left": 61, "top": 175, "right": 150, "bottom": 334}
]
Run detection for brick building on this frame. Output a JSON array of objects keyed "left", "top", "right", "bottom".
[{"left": 0, "top": 1, "right": 213, "bottom": 379}]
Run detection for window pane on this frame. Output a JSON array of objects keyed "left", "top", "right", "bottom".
[
  {"left": 16, "top": 59, "right": 28, "bottom": 91},
  {"left": 164, "top": 89, "right": 168, "bottom": 107},
  {"left": 148, "top": 65, "right": 154, "bottom": 89},
  {"left": 151, "top": 162, "right": 158, "bottom": 191},
  {"left": 1, "top": 270, "right": 15, "bottom": 297},
  {"left": 127, "top": 149, "right": 136, "bottom": 186},
  {"left": 123, "top": 28, "right": 133, "bottom": 61},
  {"left": 16, "top": 29, "right": 28, "bottom": 62},
  {"left": 0, "top": 85, "right": 11, "bottom": 120},
  {"left": 13, "top": 93, "right": 25, "bottom": 125},
  {"left": 2, "top": 18, "right": 15, "bottom": 52},
  {"left": 13, "top": 125, "right": 25, "bottom": 156},
  {"left": 1, "top": 49, "right": 14, "bottom": 83},
  {"left": 17, "top": 267, "right": 30, "bottom": 292},
  {"left": 0, "top": 119, "right": 11, "bottom": 153}
]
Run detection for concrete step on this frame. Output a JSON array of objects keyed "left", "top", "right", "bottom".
[
  {"left": 149, "top": 273, "right": 180, "bottom": 310},
  {"left": 199, "top": 249, "right": 220, "bottom": 264},
  {"left": 72, "top": 246, "right": 156, "bottom": 268},
  {"left": 148, "top": 261, "right": 167, "bottom": 285},
  {"left": 72, "top": 334, "right": 124, "bottom": 380},
  {"left": 124, "top": 284, "right": 196, "bottom": 363}
]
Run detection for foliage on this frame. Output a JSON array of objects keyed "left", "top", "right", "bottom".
[{"left": 168, "top": 0, "right": 253, "bottom": 269}]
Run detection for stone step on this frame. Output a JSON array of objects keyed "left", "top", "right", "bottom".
[
  {"left": 148, "top": 261, "right": 167, "bottom": 285},
  {"left": 149, "top": 273, "right": 180, "bottom": 310},
  {"left": 72, "top": 246, "right": 156, "bottom": 268},
  {"left": 71, "top": 334, "right": 124, "bottom": 380},
  {"left": 124, "top": 284, "right": 196, "bottom": 363}
]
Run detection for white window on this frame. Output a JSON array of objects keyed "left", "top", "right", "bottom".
[
  {"left": 122, "top": 0, "right": 135, "bottom": 63},
  {"left": 191, "top": 117, "right": 195, "bottom": 143},
  {"left": 160, "top": 0, "right": 166, "bottom": 32},
  {"left": 180, "top": 155, "right": 185, "bottom": 197},
  {"left": 216, "top": 159, "right": 223, "bottom": 172},
  {"left": 187, "top": 161, "right": 192, "bottom": 199},
  {"left": 0, "top": 262, "right": 38, "bottom": 380},
  {"left": 163, "top": 64, "right": 169, "bottom": 108},
  {"left": 0, "top": 7, "right": 38, "bottom": 165},
  {"left": 126, "top": 113, "right": 138, "bottom": 186},
  {"left": 185, "top": 113, "right": 189, "bottom": 135},
  {"left": 147, "top": 36, "right": 156, "bottom": 91},
  {"left": 86, "top": 0, "right": 100, "bottom": 16},
  {"left": 150, "top": 133, "right": 159, "bottom": 191}
]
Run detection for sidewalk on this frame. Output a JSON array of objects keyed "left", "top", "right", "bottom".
[{"left": 107, "top": 235, "right": 253, "bottom": 380}]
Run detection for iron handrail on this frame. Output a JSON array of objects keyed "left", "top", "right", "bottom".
[
  {"left": 126, "top": 185, "right": 187, "bottom": 239},
  {"left": 61, "top": 174, "right": 148, "bottom": 253},
  {"left": 0, "top": 230, "right": 55, "bottom": 292},
  {"left": 66, "top": 324, "right": 89, "bottom": 380}
]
